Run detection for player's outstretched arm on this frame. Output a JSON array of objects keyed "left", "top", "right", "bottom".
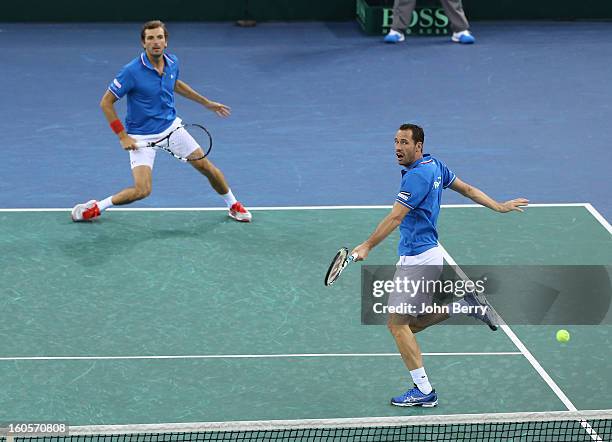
[
  {"left": 174, "top": 80, "right": 231, "bottom": 117},
  {"left": 351, "top": 202, "right": 410, "bottom": 261},
  {"left": 450, "top": 177, "right": 529, "bottom": 213}
]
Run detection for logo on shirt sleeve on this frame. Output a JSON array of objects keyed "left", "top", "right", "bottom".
[
  {"left": 397, "top": 191, "right": 411, "bottom": 201},
  {"left": 113, "top": 79, "right": 122, "bottom": 89}
]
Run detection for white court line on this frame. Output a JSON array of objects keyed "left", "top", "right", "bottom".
[
  {"left": 0, "top": 352, "right": 521, "bottom": 362},
  {"left": 584, "top": 203, "right": 612, "bottom": 235},
  {"left": 439, "top": 245, "right": 602, "bottom": 441},
  {"left": 0, "top": 202, "right": 596, "bottom": 212}
]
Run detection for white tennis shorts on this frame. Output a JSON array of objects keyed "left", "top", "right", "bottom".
[
  {"left": 128, "top": 118, "right": 199, "bottom": 169},
  {"left": 387, "top": 246, "right": 444, "bottom": 317}
]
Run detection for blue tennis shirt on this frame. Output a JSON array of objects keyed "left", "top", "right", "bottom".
[
  {"left": 395, "top": 154, "right": 456, "bottom": 256},
  {"left": 108, "top": 52, "right": 179, "bottom": 135}
]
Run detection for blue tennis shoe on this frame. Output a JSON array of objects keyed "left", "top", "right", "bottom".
[
  {"left": 451, "top": 30, "right": 475, "bottom": 44},
  {"left": 391, "top": 385, "right": 438, "bottom": 407},
  {"left": 383, "top": 30, "right": 405, "bottom": 43}
]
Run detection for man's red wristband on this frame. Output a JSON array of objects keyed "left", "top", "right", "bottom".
[{"left": 110, "top": 119, "right": 125, "bottom": 134}]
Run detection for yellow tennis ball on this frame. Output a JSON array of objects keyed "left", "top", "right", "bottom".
[{"left": 556, "top": 329, "right": 570, "bottom": 343}]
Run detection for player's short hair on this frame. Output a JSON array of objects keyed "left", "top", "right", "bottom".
[
  {"left": 398, "top": 123, "right": 425, "bottom": 145},
  {"left": 141, "top": 20, "right": 168, "bottom": 41}
]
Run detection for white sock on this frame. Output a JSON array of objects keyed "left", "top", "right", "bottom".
[
  {"left": 448, "top": 298, "right": 469, "bottom": 316},
  {"left": 410, "top": 367, "right": 433, "bottom": 394},
  {"left": 221, "top": 189, "right": 237, "bottom": 208},
  {"left": 98, "top": 196, "right": 114, "bottom": 212}
]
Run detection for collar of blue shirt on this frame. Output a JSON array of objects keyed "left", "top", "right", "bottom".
[
  {"left": 140, "top": 52, "right": 175, "bottom": 72},
  {"left": 401, "top": 153, "right": 431, "bottom": 175}
]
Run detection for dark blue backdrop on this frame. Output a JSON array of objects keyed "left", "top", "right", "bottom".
[{"left": 1, "top": 22, "right": 610, "bottom": 219}]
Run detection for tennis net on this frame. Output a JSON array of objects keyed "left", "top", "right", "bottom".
[{"left": 3, "top": 410, "right": 611, "bottom": 442}]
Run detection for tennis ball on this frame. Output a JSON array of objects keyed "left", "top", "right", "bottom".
[{"left": 556, "top": 329, "right": 570, "bottom": 343}]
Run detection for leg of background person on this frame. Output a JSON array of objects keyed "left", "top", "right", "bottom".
[
  {"left": 391, "top": 0, "right": 417, "bottom": 32},
  {"left": 440, "top": 0, "right": 470, "bottom": 32}
]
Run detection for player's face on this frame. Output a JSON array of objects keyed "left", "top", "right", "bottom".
[
  {"left": 394, "top": 129, "right": 423, "bottom": 166},
  {"left": 142, "top": 27, "right": 167, "bottom": 58}
]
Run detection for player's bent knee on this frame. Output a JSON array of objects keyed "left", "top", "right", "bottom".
[{"left": 133, "top": 186, "right": 152, "bottom": 200}]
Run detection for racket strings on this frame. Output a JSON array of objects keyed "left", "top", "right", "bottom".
[
  {"left": 330, "top": 257, "right": 346, "bottom": 279},
  {"left": 325, "top": 248, "right": 349, "bottom": 286}
]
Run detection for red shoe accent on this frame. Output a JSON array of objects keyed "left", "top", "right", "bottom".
[
  {"left": 229, "top": 201, "right": 252, "bottom": 222},
  {"left": 230, "top": 202, "right": 247, "bottom": 213},
  {"left": 83, "top": 203, "right": 101, "bottom": 220}
]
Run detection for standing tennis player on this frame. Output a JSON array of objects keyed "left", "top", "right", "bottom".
[
  {"left": 351, "top": 123, "right": 528, "bottom": 407},
  {"left": 72, "top": 20, "right": 251, "bottom": 222}
]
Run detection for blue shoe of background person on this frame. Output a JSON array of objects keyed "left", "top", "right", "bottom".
[
  {"left": 463, "top": 292, "right": 499, "bottom": 331},
  {"left": 452, "top": 30, "right": 475, "bottom": 44},
  {"left": 384, "top": 29, "right": 405, "bottom": 43},
  {"left": 391, "top": 385, "right": 438, "bottom": 407}
]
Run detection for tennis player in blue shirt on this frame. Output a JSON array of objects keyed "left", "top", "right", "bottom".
[
  {"left": 351, "top": 123, "right": 528, "bottom": 407},
  {"left": 72, "top": 20, "right": 251, "bottom": 222}
]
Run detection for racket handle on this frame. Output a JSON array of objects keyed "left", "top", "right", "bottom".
[
  {"left": 349, "top": 253, "right": 358, "bottom": 262},
  {"left": 135, "top": 141, "right": 148, "bottom": 148}
]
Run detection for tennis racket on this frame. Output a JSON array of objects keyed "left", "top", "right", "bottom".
[
  {"left": 324, "top": 247, "right": 358, "bottom": 286},
  {"left": 135, "top": 124, "right": 213, "bottom": 162}
]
